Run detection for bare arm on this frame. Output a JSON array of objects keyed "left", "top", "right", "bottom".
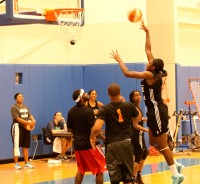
[
  {"left": 29, "top": 115, "right": 36, "bottom": 122},
  {"left": 110, "top": 50, "right": 152, "bottom": 79},
  {"left": 90, "top": 119, "right": 105, "bottom": 149},
  {"left": 140, "top": 21, "right": 154, "bottom": 62},
  {"left": 133, "top": 107, "right": 148, "bottom": 132},
  {"left": 133, "top": 121, "right": 148, "bottom": 132},
  {"left": 97, "top": 131, "right": 105, "bottom": 142},
  {"left": 16, "top": 117, "right": 35, "bottom": 127},
  {"left": 97, "top": 101, "right": 104, "bottom": 107}
]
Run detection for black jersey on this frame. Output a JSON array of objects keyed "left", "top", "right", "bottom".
[
  {"left": 141, "top": 77, "right": 163, "bottom": 109},
  {"left": 67, "top": 104, "right": 96, "bottom": 150},
  {"left": 87, "top": 100, "right": 99, "bottom": 111},
  {"left": 141, "top": 76, "right": 169, "bottom": 136},
  {"left": 97, "top": 101, "right": 139, "bottom": 143},
  {"left": 131, "top": 105, "right": 144, "bottom": 136}
]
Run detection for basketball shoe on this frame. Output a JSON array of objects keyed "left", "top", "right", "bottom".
[
  {"left": 14, "top": 163, "right": 21, "bottom": 170},
  {"left": 24, "top": 162, "right": 34, "bottom": 169},
  {"left": 134, "top": 174, "right": 144, "bottom": 184},
  {"left": 176, "top": 163, "right": 185, "bottom": 174},
  {"left": 172, "top": 174, "right": 184, "bottom": 184}
]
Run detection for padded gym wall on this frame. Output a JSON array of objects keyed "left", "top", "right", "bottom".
[
  {"left": 83, "top": 63, "right": 148, "bottom": 145},
  {"left": 0, "top": 64, "right": 83, "bottom": 161},
  {"left": 0, "top": 62, "right": 146, "bottom": 160}
]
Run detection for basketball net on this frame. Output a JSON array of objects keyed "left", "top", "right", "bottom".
[
  {"left": 185, "top": 78, "right": 200, "bottom": 119},
  {"left": 54, "top": 9, "right": 84, "bottom": 45}
]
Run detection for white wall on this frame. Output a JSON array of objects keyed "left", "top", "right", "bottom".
[
  {"left": 0, "top": 0, "right": 199, "bottom": 65},
  {"left": 0, "top": 0, "right": 146, "bottom": 64}
]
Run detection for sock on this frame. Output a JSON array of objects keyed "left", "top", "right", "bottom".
[
  {"left": 174, "top": 159, "right": 182, "bottom": 166},
  {"left": 169, "top": 164, "right": 179, "bottom": 176}
]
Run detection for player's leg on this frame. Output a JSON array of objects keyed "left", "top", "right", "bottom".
[
  {"left": 75, "top": 171, "right": 84, "bottom": 184},
  {"left": 96, "top": 173, "right": 103, "bottom": 184},
  {"left": 154, "top": 132, "right": 184, "bottom": 183}
]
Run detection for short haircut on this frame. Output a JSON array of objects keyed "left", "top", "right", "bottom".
[
  {"left": 14, "top": 93, "right": 21, "bottom": 100},
  {"left": 108, "top": 83, "right": 120, "bottom": 97},
  {"left": 72, "top": 89, "right": 81, "bottom": 101}
]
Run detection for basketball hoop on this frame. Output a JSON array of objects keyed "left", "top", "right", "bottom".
[{"left": 45, "top": 8, "right": 84, "bottom": 45}]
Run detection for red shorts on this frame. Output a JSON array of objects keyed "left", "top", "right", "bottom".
[{"left": 75, "top": 145, "right": 107, "bottom": 175}]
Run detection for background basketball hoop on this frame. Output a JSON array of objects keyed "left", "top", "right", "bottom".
[{"left": 45, "top": 8, "right": 84, "bottom": 45}]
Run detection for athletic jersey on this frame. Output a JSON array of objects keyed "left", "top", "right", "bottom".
[
  {"left": 141, "top": 76, "right": 169, "bottom": 136},
  {"left": 97, "top": 101, "right": 139, "bottom": 143},
  {"left": 131, "top": 105, "right": 144, "bottom": 137},
  {"left": 67, "top": 104, "right": 96, "bottom": 150},
  {"left": 141, "top": 77, "right": 163, "bottom": 109},
  {"left": 87, "top": 100, "right": 99, "bottom": 111},
  {"left": 11, "top": 104, "right": 32, "bottom": 127}
]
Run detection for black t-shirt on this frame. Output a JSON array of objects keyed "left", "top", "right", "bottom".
[
  {"left": 97, "top": 101, "right": 139, "bottom": 143},
  {"left": 67, "top": 104, "right": 96, "bottom": 150}
]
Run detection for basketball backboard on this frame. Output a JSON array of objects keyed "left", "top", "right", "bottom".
[{"left": 4, "top": 0, "right": 84, "bottom": 24}]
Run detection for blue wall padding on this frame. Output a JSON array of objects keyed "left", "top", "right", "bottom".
[
  {"left": 1, "top": 63, "right": 200, "bottom": 160},
  {"left": 0, "top": 65, "right": 15, "bottom": 159},
  {"left": 0, "top": 64, "right": 83, "bottom": 160}
]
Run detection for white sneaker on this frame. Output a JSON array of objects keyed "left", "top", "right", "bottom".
[
  {"left": 172, "top": 174, "right": 184, "bottom": 184},
  {"left": 24, "top": 162, "right": 34, "bottom": 169},
  {"left": 14, "top": 163, "right": 21, "bottom": 170},
  {"left": 176, "top": 163, "right": 185, "bottom": 174}
]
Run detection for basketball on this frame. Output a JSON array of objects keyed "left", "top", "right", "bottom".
[{"left": 127, "top": 8, "right": 142, "bottom": 23}]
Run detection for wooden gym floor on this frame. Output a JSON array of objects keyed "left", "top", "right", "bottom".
[{"left": 0, "top": 151, "right": 200, "bottom": 184}]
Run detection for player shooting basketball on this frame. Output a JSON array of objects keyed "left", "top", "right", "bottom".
[{"left": 110, "top": 20, "right": 185, "bottom": 184}]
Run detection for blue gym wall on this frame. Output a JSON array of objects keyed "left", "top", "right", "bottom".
[{"left": 1, "top": 63, "right": 200, "bottom": 161}]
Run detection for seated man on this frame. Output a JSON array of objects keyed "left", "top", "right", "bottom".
[{"left": 46, "top": 111, "right": 72, "bottom": 160}]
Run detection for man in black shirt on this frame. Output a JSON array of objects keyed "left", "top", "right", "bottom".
[
  {"left": 67, "top": 89, "right": 106, "bottom": 184},
  {"left": 90, "top": 83, "right": 141, "bottom": 184}
]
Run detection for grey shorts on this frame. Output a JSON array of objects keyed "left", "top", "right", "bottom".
[{"left": 105, "top": 140, "right": 133, "bottom": 183}]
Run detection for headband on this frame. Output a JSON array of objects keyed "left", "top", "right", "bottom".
[{"left": 74, "top": 89, "right": 84, "bottom": 102}]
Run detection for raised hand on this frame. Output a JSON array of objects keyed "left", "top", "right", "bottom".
[
  {"left": 110, "top": 50, "right": 122, "bottom": 63},
  {"left": 140, "top": 20, "right": 148, "bottom": 33}
]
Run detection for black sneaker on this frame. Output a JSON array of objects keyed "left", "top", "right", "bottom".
[{"left": 135, "top": 175, "right": 144, "bottom": 184}]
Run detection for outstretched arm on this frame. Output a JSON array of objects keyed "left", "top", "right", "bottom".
[
  {"left": 110, "top": 50, "right": 151, "bottom": 79},
  {"left": 140, "top": 21, "right": 154, "bottom": 63}
]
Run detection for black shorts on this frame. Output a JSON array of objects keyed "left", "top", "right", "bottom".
[
  {"left": 105, "top": 140, "right": 133, "bottom": 183},
  {"left": 19, "top": 126, "right": 31, "bottom": 148},
  {"left": 132, "top": 134, "right": 147, "bottom": 163},
  {"left": 147, "top": 103, "right": 169, "bottom": 137}
]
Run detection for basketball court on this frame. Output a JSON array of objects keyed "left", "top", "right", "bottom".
[
  {"left": 0, "top": 153, "right": 200, "bottom": 183},
  {"left": 0, "top": 1, "right": 200, "bottom": 184}
]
